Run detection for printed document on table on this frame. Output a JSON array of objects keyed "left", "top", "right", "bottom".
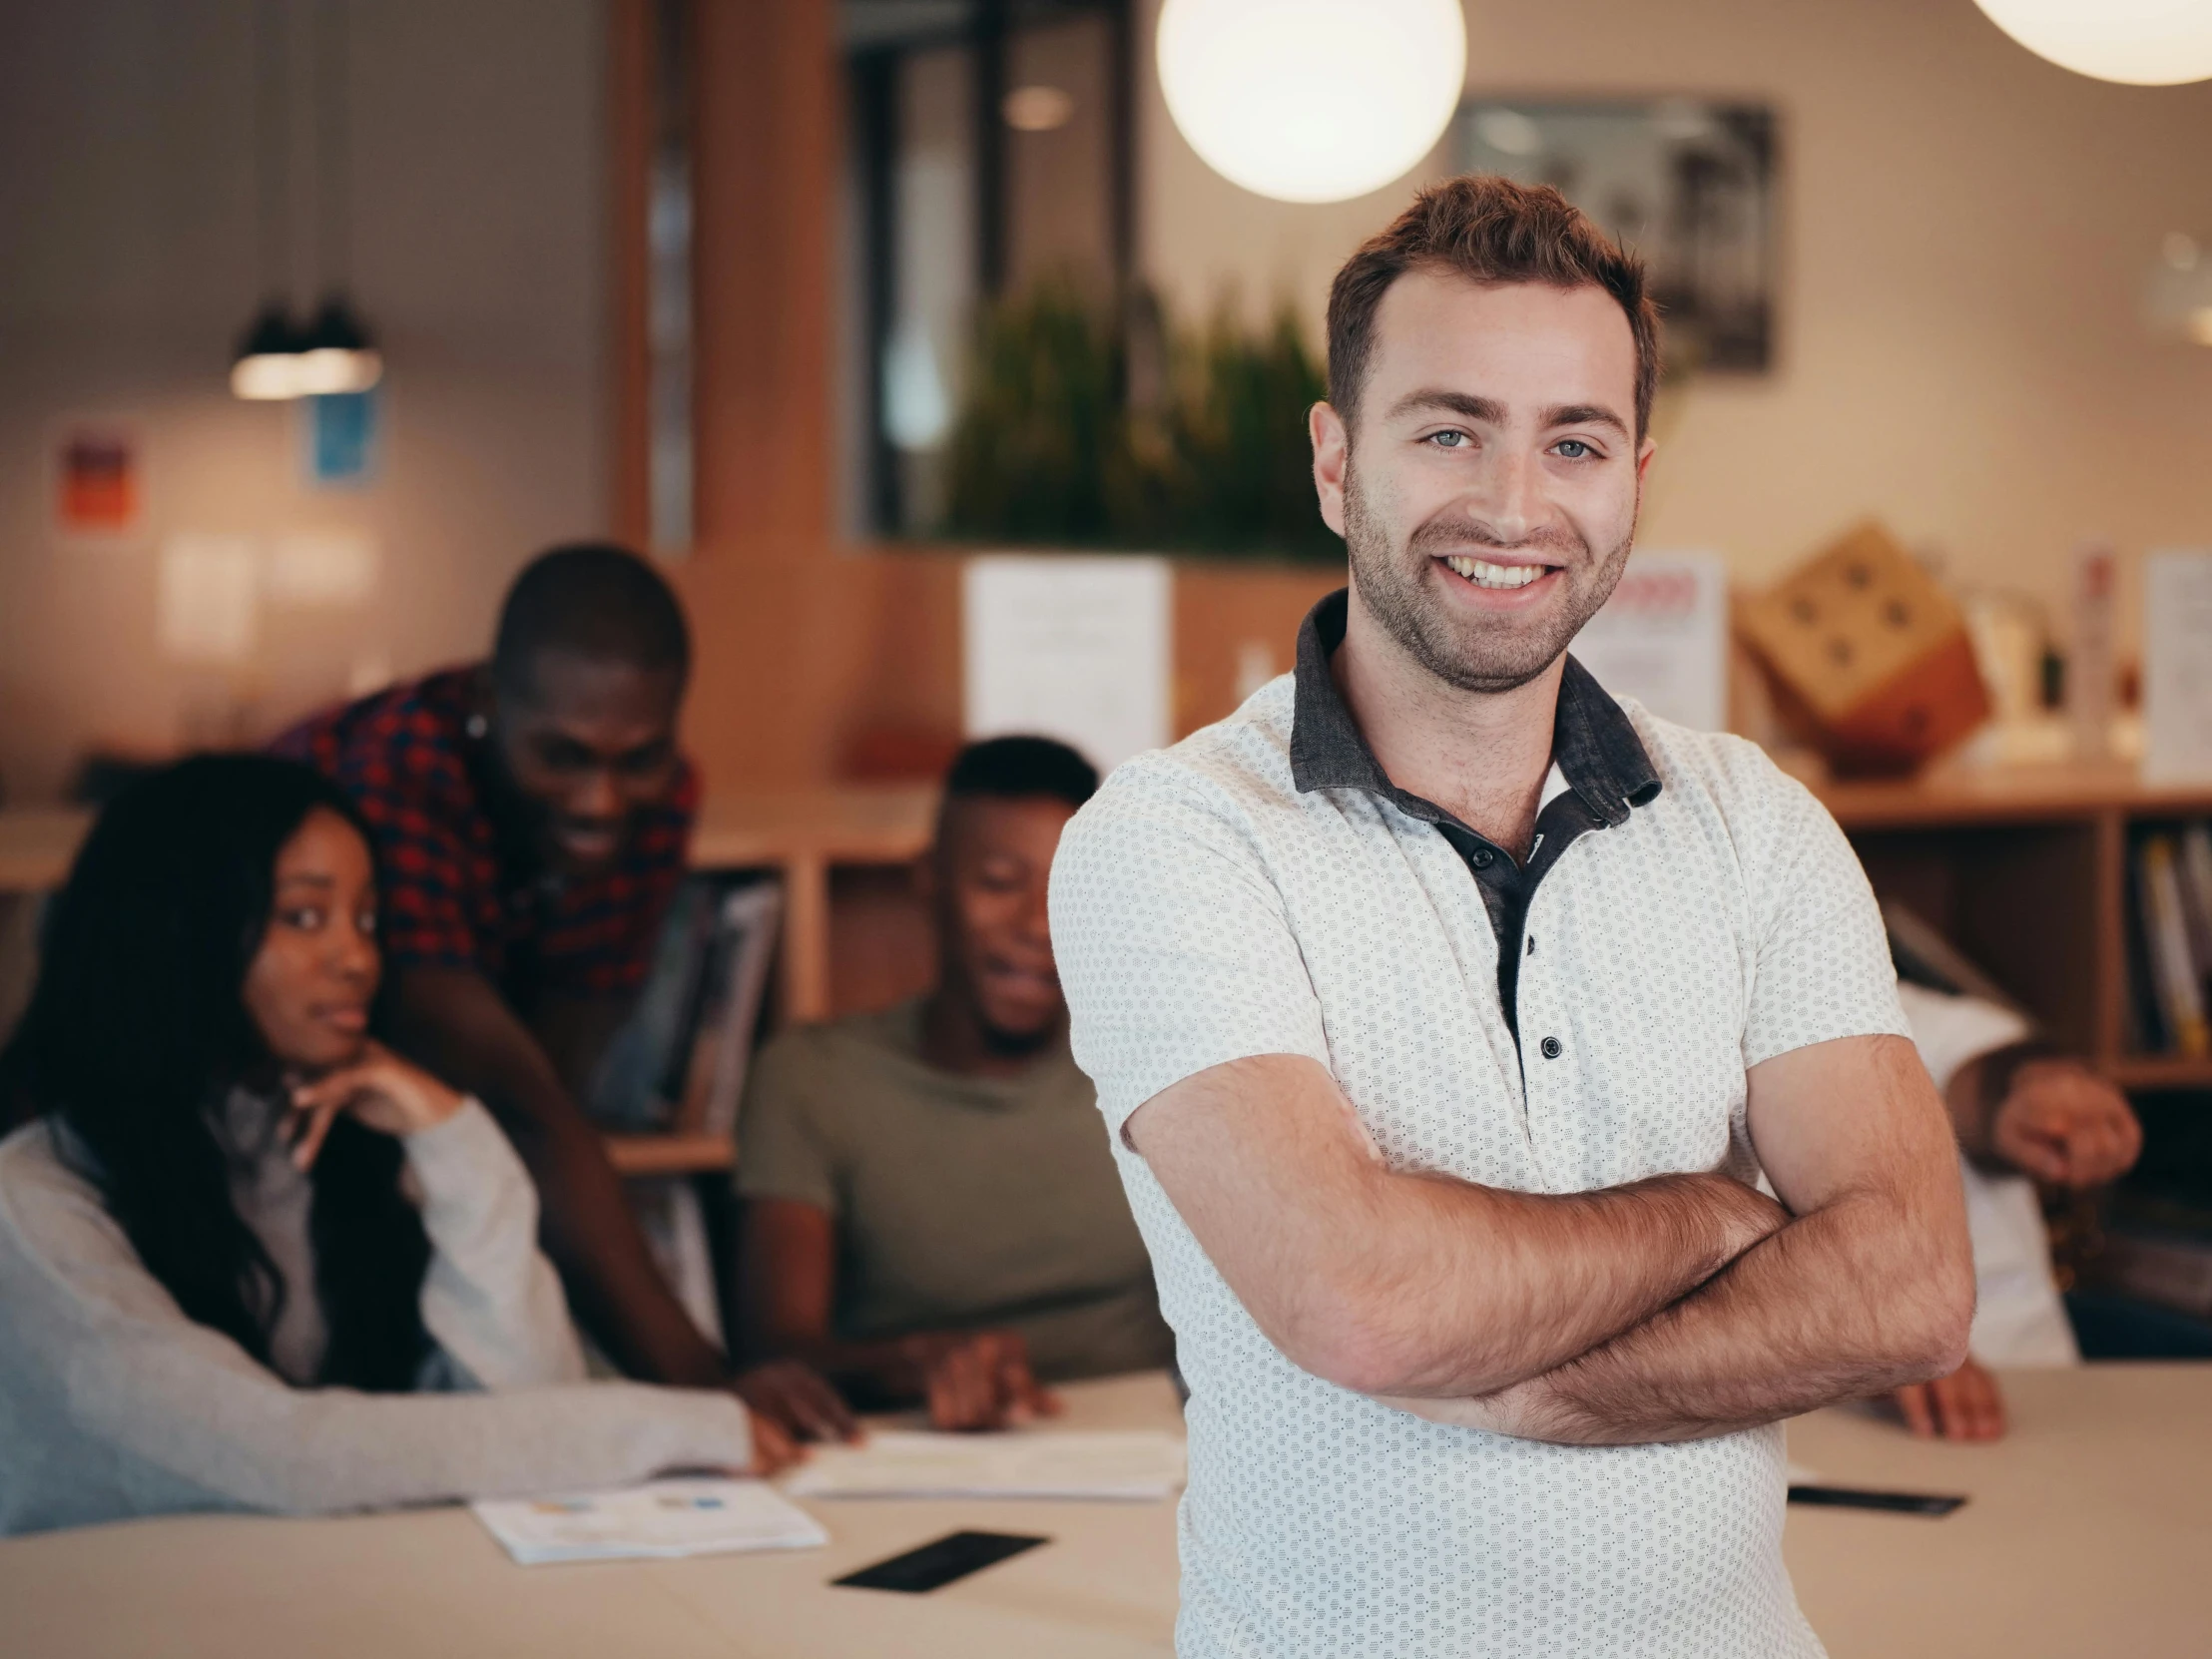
[
  {"left": 471, "top": 1477, "right": 829, "bottom": 1565},
  {"left": 785, "top": 1430, "right": 1187, "bottom": 1501}
]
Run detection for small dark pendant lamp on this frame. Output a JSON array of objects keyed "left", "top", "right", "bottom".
[{"left": 230, "top": 0, "right": 379, "bottom": 400}]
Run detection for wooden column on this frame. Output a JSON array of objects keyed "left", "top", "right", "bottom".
[{"left": 692, "top": 0, "right": 836, "bottom": 555}]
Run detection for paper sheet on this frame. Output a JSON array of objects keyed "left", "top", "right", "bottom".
[
  {"left": 2144, "top": 549, "right": 2212, "bottom": 784},
  {"left": 784, "top": 1430, "right": 1188, "bottom": 1502},
  {"left": 962, "top": 555, "right": 1172, "bottom": 774},
  {"left": 1569, "top": 552, "right": 1730, "bottom": 732},
  {"left": 471, "top": 1477, "right": 829, "bottom": 1565}
]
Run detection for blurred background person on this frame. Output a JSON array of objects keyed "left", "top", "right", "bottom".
[
  {"left": 0, "top": 757, "right": 779, "bottom": 1536},
  {"left": 275, "top": 544, "right": 850, "bottom": 1444},
  {"left": 736, "top": 737, "right": 1173, "bottom": 1429},
  {"left": 1892, "top": 977, "right": 2160, "bottom": 1440}
]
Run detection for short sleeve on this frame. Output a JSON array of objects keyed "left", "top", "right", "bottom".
[
  {"left": 734, "top": 1033, "right": 841, "bottom": 1213},
  {"left": 1049, "top": 767, "right": 1332, "bottom": 1139},
  {"left": 1738, "top": 767, "right": 1911, "bottom": 1068}
]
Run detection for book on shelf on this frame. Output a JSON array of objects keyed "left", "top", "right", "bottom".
[
  {"left": 674, "top": 879, "right": 784, "bottom": 1141},
  {"left": 2135, "top": 833, "right": 2210, "bottom": 1060},
  {"left": 586, "top": 872, "right": 784, "bottom": 1137},
  {"left": 582, "top": 874, "right": 784, "bottom": 1343},
  {"left": 2177, "top": 822, "right": 2212, "bottom": 989}
]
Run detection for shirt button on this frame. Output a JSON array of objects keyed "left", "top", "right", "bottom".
[
  {"left": 1540, "top": 1035, "right": 1563, "bottom": 1059},
  {"left": 1470, "top": 849, "right": 1493, "bottom": 869}
]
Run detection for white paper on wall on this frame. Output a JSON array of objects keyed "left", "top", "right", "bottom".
[
  {"left": 157, "top": 533, "right": 260, "bottom": 663},
  {"left": 1568, "top": 551, "right": 1729, "bottom": 732},
  {"left": 2143, "top": 549, "right": 2212, "bottom": 784},
  {"left": 962, "top": 554, "right": 1172, "bottom": 775},
  {"left": 265, "top": 529, "right": 379, "bottom": 606}
]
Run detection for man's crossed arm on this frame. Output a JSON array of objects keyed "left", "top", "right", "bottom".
[{"left": 1124, "top": 1033, "right": 1973, "bottom": 1445}]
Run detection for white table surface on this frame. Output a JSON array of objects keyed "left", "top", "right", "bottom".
[{"left": 5, "top": 1365, "right": 2207, "bottom": 1658}]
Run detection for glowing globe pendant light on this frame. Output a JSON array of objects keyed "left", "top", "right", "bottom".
[
  {"left": 1971, "top": 0, "right": 2212, "bottom": 86},
  {"left": 1157, "top": 0, "right": 1467, "bottom": 204}
]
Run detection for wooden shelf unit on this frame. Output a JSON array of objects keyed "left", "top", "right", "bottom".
[{"left": 1814, "top": 764, "right": 2212, "bottom": 1087}]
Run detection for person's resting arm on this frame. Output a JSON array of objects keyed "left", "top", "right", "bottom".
[
  {"left": 739, "top": 1197, "right": 1050, "bottom": 1430},
  {"left": 1051, "top": 775, "right": 1785, "bottom": 1401},
  {"left": 732, "top": 1037, "right": 1049, "bottom": 1431},
  {"left": 1387, "top": 1030, "right": 1974, "bottom": 1443},
  {"left": 284, "top": 1041, "right": 584, "bottom": 1387},
  {"left": 384, "top": 963, "right": 726, "bottom": 1388},
  {"left": 0, "top": 1125, "right": 762, "bottom": 1523},
  {"left": 1947, "top": 1046, "right": 2141, "bottom": 1190},
  {"left": 1126, "top": 1056, "right": 1786, "bottom": 1396}
]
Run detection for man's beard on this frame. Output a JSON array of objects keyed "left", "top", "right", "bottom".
[{"left": 1343, "top": 457, "right": 1635, "bottom": 695}]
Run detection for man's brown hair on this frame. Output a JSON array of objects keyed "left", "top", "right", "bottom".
[{"left": 1326, "top": 174, "right": 1661, "bottom": 437}]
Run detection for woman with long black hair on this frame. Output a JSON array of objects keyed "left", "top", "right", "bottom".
[{"left": 0, "top": 755, "right": 768, "bottom": 1534}]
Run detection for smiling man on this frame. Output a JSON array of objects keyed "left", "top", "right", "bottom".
[
  {"left": 736, "top": 737, "right": 1172, "bottom": 1430},
  {"left": 276, "top": 544, "right": 849, "bottom": 1450},
  {"left": 1049, "top": 178, "right": 1974, "bottom": 1655}
]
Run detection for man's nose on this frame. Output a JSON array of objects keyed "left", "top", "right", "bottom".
[
  {"left": 572, "top": 768, "right": 623, "bottom": 821},
  {"left": 1464, "top": 445, "right": 1537, "bottom": 544}
]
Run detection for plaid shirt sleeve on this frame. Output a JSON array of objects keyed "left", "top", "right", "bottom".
[{"left": 358, "top": 773, "right": 488, "bottom": 973}]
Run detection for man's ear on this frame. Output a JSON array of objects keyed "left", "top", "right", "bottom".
[
  {"left": 1311, "top": 401, "right": 1350, "bottom": 538},
  {"left": 1636, "top": 433, "right": 1657, "bottom": 484}
]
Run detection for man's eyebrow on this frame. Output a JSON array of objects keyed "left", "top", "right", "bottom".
[
  {"left": 1541, "top": 402, "right": 1631, "bottom": 437},
  {"left": 275, "top": 872, "right": 336, "bottom": 889},
  {"left": 1382, "top": 388, "right": 1506, "bottom": 425}
]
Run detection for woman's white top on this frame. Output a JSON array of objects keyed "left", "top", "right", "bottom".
[{"left": 1895, "top": 981, "right": 2080, "bottom": 1368}]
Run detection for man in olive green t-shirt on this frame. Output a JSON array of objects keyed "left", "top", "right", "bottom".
[{"left": 735, "top": 738, "right": 1172, "bottom": 1429}]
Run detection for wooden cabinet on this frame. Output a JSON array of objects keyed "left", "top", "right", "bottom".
[{"left": 1815, "top": 764, "right": 2212, "bottom": 1090}]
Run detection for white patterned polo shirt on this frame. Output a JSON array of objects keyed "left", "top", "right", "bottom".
[{"left": 1049, "top": 589, "right": 1909, "bottom": 1658}]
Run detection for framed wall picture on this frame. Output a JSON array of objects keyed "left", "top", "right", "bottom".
[{"left": 1457, "top": 97, "right": 1778, "bottom": 373}]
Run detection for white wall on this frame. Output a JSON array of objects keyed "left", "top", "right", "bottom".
[
  {"left": 0, "top": 0, "right": 607, "bottom": 803},
  {"left": 1137, "top": 0, "right": 2212, "bottom": 648}
]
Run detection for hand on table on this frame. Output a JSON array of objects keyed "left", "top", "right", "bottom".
[
  {"left": 733, "top": 1359, "right": 861, "bottom": 1445},
  {"left": 1891, "top": 1357, "right": 2006, "bottom": 1441},
  {"left": 285, "top": 1040, "right": 467, "bottom": 1169},
  {"left": 1989, "top": 1061, "right": 2141, "bottom": 1189},
  {"left": 901, "top": 1331, "right": 1060, "bottom": 1431}
]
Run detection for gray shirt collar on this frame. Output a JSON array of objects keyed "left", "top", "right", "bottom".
[{"left": 1287, "top": 587, "right": 1662, "bottom": 830}]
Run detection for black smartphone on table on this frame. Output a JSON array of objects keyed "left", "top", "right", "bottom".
[{"left": 833, "top": 1530, "right": 1051, "bottom": 1593}]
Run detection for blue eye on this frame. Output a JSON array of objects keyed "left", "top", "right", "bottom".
[
  {"left": 1555, "top": 439, "right": 1593, "bottom": 459},
  {"left": 1427, "top": 430, "right": 1468, "bottom": 448}
]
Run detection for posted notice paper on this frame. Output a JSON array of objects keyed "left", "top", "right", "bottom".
[
  {"left": 470, "top": 1478, "right": 828, "bottom": 1566},
  {"left": 1569, "top": 552, "right": 1730, "bottom": 733},
  {"left": 962, "top": 554, "right": 1172, "bottom": 776},
  {"left": 784, "top": 1429, "right": 1188, "bottom": 1502},
  {"left": 2144, "top": 550, "right": 2212, "bottom": 784}
]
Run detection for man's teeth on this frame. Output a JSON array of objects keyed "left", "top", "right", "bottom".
[{"left": 1444, "top": 555, "right": 1546, "bottom": 589}]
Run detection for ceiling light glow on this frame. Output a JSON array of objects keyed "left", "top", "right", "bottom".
[
  {"left": 1971, "top": 0, "right": 2212, "bottom": 86},
  {"left": 1156, "top": 0, "right": 1467, "bottom": 204}
]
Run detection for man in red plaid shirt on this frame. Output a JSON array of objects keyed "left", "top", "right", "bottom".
[{"left": 276, "top": 544, "right": 850, "bottom": 1449}]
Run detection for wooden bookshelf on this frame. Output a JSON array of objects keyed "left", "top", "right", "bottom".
[{"left": 1814, "top": 763, "right": 2212, "bottom": 1087}]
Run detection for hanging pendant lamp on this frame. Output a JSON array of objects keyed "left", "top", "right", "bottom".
[
  {"left": 293, "top": 294, "right": 381, "bottom": 395},
  {"left": 229, "top": 0, "right": 379, "bottom": 400},
  {"left": 231, "top": 299, "right": 310, "bottom": 399}
]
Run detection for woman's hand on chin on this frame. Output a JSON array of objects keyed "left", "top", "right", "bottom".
[{"left": 284, "top": 1040, "right": 468, "bottom": 1168}]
